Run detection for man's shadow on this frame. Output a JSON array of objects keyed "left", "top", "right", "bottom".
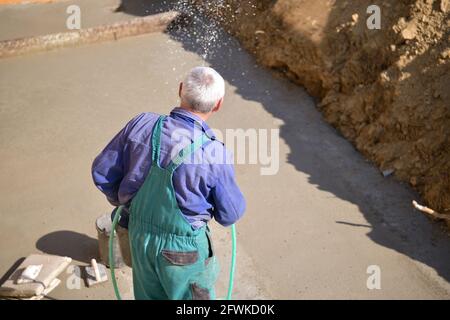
[{"left": 36, "top": 231, "right": 98, "bottom": 264}]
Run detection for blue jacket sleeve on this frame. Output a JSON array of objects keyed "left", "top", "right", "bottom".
[
  {"left": 91, "top": 114, "right": 142, "bottom": 206},
  {"left": 211, "top": 162, "right": 246, "bottom": 227}
]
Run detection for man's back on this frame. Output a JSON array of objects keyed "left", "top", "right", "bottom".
[
  {"left": 93, "top": 66, "right": 244, "bottom": 300},
  {"left": 92, "top": 107, "right": 245, "bottom": 229}
]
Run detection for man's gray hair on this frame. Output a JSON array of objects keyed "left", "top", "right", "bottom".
[{"left": 181, "top": 67, "right": 225, "bottom": 113}]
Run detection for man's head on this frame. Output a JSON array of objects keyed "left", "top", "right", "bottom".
[{"left": 179, "top": 67, "right": 225, "bottom": 118}]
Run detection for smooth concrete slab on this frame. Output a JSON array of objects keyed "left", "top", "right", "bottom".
[{"left": 0, "top": 0, "right": 131, "bottom": 41}]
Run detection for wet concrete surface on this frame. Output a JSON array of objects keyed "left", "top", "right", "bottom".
[
  {"left": 0, "top": 0, "right": 132, "bottom": 41},
  {"left": 0, "top": 1, "right": 449, "bottom": 300}
]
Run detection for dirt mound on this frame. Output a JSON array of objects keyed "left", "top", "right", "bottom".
[{"left": 196, "top": 0, "right": 450, "bottom": 224}]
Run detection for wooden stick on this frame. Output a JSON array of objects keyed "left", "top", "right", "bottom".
[{"left": 412, "top": 200, "right": 450, "bottom": 221}]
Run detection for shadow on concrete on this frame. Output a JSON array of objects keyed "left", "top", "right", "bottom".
[
  {"left": 114, "top": 0, "right": 174, "bottom": 16},
  {"left": 36, "top": 231, "right": 98, "bottom": 264},
  {"left": 335, "top": 221, "right": 372, "bottom": 228},
  {"left": 116, "top": 0, "right": 450, "bottom": 285},
  {"left": 0, "top": 257, "right": 25, "bottom": 286}
]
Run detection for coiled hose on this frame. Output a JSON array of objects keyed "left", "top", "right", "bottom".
[{"left": 109, "top": 205, "right": 237, "bottom": 300}]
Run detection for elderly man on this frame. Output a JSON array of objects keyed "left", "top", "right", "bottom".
[{"left": 92, "top": 66, "right": 246, "bottom": 300}]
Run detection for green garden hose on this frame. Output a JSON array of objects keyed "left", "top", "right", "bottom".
[
  {"left": 226, "top": 224, "right": 237, "bottom": 300},
  {"left": 109, "top": 205, "right": 237, "bottom": 300},
  {"left": 109, "top": 206, "right": 123, "bottom": 300}
]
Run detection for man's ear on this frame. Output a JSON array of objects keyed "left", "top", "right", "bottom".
[
  {"left": 212, "top": 97, "right": 223, "bottom": 113},
  {"left": 179, "top": 82, "right": 183, "bottom": 98}
]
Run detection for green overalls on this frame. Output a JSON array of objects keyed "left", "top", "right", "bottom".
[{"left": 128, "top": 115, "right": 219, "bottom": 300}]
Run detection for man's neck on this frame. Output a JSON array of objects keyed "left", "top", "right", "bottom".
[{"left": 179, "top": 105, "right": 210, "bottom": 122}]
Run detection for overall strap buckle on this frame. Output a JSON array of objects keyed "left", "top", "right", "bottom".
[{"left": 151, "top": 115, "right": 166, "bottom": 167}]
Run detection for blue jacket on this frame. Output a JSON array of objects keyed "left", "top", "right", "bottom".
[{"left": 92, "top": 108, "right": 246, "bottom": 229}]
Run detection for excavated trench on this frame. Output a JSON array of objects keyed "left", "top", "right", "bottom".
[{"left": 190, "top": 0, "right": 450, "bottom": 225}]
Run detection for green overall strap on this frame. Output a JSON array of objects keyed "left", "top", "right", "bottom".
[
  {"left": 166, "top": 133, "right": 210, "bottom": 173},
  {"left": 151, "top": 115, "right": 166, "bottom": 167}
]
